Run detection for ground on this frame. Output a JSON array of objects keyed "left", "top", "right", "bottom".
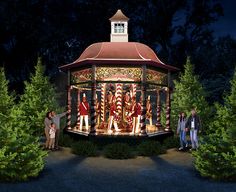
[{"left": 0, "top": 148, "right": 235, "bottom": 192}]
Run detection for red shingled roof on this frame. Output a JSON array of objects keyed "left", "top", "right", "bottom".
[{"left": 59, "top": 42, "right": 178, "bottom": 71}]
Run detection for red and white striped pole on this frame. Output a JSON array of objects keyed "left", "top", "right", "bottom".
[
  {"left": 90, "top": 82, "right": 96, "bottom": 134},
  {"left": 165, "top": 87, "right": 171, "bottom": 131},
  {"left": 132, "top": 84, "right": 137, "bottom": 98},
  {"left": 100, "top": 83, "right": 106, "bottom": 122},
  {"left": 140, "top": 65, "right": 147, "bottom": 135},
  {"left": 116, "top": 83, "right": 122, "bottom": 114},
  {"left": 156, "top": 90, "right": 162, "bottom": 129},
  {"left": 76, "top": 89, "right": 80, "bottom": 129},
  {"left": 90, "top": 65, "right": 96, "bottom": 134},
  {"left": 67, "top": 86, "right": 72, "bottom": 129}
]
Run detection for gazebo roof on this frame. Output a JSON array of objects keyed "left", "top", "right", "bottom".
[
  {"left": 109, "top": 9, "right": 129, "bottom": 21},
  {"left": 60, "top": 42, "right": 178, "bottom": 71}
]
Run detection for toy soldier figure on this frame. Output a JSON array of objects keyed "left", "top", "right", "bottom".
[
  {"left": 123, "top": 90, "right": 131, "bottom": 122},
  {"left": 129, "top": 96, "right": 141, "bottom": 134},
  {"left": 107, "top": 90, "right": 113, "bottom": 109},
  {"left": 146, "top": 95, "right": 153, "bottom": 126},
  {"left": 108, "top": 96, "right": 121, "bottom": 134},
  {"left": 79, "top": 93, "right": 90, "bottom": 131},
  {"left": 95, "top": 94, "right": 101, "bottom": 126}
]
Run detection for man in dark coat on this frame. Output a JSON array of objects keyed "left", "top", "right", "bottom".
[{"left": 185, "top": 108, "right": 201, "bottom": 150}]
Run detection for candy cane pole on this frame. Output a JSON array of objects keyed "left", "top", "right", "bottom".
[
  {"left": 100, "top": 83, "right": 106, "bottom": 122},
  {"left": 116, "top": 83, "right": 122, "bottom": 114}
]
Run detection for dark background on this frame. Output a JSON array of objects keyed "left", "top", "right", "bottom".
[{"left": 0, "top": 0, "right": 235, "bottom": 103}]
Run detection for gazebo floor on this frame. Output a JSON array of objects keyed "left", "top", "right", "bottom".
[{"left": 66, "top": 125, "right": 171, "bottom": 137}]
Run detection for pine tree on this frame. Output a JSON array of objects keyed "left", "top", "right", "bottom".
[
  {"left": 19, "top": 57, "right": 59, "bottom": 135},
  {"left": 193, "top": 67, "right": 236, "bottom": 181},
  {"left": 0, "top": 67, "right": 14, "bottom": 120},
  {"left": 171, "top": 57, "right": 210, "bottom": 132},
  {"left": 0, "top": 67, "right": 47, "bottom": 181},
  {"left": 0, "top": 116, "right": 47, "bottom": 181},
  {"left": 225, "top": 68, "right": 236, "bottom": 141}
]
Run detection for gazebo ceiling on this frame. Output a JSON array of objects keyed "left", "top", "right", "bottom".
[{"left": 59, "top": 42, "right": 178, "bottom": 71}]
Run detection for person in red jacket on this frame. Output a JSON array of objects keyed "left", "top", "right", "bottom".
[
  {"left": 107, "top": 95, "right": 121, "bottom": 134},
  {"left": 79, "top": 93, "right": 90, "bottom": 131},
  {"left": 129, "top": 96, "right": 141, "bottom": 134}
]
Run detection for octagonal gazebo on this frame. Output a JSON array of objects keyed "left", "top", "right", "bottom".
[{"left": 59, "top": 10, "right": 178, "bottom": 137}]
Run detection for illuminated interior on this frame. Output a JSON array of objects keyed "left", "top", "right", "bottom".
[{"left": 65, "top": 66, "right": 171, "bottom": 136}]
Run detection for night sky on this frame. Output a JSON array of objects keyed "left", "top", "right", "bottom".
[
  {"left": 0, "top": 0, "right": 235, "bottom": 103},
  {"left": 212, "top": 0, "right": 236, "bottom": 38}
]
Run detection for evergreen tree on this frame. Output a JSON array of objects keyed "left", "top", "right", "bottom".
[
  {"left": 0, "top": 67, "right": 47, "bottom": 181},
  {"left": 171, "top": 57, "right": 210, "bottom": 132},
  {"left": 0, "top": 67, "right": 14, "bottom": 119},
  {"left": 193, "top": 67, "right": 236, "bottom": 181},
  {"left": 19, "top": 57, "right": 59, "bottom": 135},
  {"left": 0, "top": 115, "right": 47, "bottom": 181}
]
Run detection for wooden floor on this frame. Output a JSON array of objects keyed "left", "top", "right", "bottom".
[{"left": 66, "top": 125, "right": 169, "bottom": 137}]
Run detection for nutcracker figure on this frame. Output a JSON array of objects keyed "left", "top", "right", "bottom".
[
  {"left": 129, "top": 96, "right": 141, "bottom": 134},
  {"left": 79, "top": 93, "right": 90, "bottom": 131},
  {"left": 107, "top": 95, "right": 121, "bottom": 134},
  {"left": 123, "top": 90, "right": 131, "bottom": 122}
]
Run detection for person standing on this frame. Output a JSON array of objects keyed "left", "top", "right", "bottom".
[
  {"left": 44, "top": 111, "right": 52, "bottom": 149},
  {"left": 185, "top": 108, "right": 201, "bottom": 150},
  {"left": 177, "top": 112, "right": 188, "bottom": 151},
  {"left": 51, "top": 111, "right": 67, "bottom": 150},
  {"left": 49, "top": 123, "right": 56, "bottom": 150},
  {"left": 79, "top": 93, "right": 90, "bottom": 132}
]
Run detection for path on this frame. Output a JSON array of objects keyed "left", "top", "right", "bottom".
[{"left": 0, "top": 148, "right": 235, "bottom": 192}]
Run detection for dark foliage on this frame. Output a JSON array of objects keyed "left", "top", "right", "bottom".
[
  {"left": 137, "top": 140, "right": 166, "bottom": 156},
  {"left": 163, "top": 136, "right": 179, "bottom": 149},
  {"left": 104, "top": 143, "right": 134, "bottom": 159},
  {"left": 71, "top": 141, "right": 97, "bottom": 157}
]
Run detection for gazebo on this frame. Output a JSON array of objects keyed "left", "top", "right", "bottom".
[{"left": 59, "top": 9, "right": 178, "bottom": 137}]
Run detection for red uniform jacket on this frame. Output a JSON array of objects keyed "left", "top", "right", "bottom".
[
  {"left": 79, "top": 101, "right": 90, "bottom": 115},
  {"left": 110, "top": 104, "right": 117, "bottom": 116},
  {"left": 136, "top": 103, "right": 142, "bottom": 116},
  {"left": 131, "top": 103, "right": 141, "bottom": 117}
]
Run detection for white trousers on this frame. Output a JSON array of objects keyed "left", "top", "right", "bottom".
[
  {"left": 132, "top": 115, "right": 140, "bottom": 133},
  {"left": 108, "top": 116, "right": 118, "bottom": 130},
  {"left": 80, "top": 115, "right": 89, "bottom": 131}
]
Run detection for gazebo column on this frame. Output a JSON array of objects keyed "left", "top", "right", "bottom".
[
  {"left": 131, "top": 83, "right": 137, "bottom": 98},
  {"left": 116, "top": 83, "right": 123, "bottom": 114},
  {"left": 165, "top": 87, "right": 171, "bottom": 131},
  {"left": 156, "top": 89, "right": 162, "bottom": 129},
  {"left": 90, "top": 65, "right": 96, "bottom": 134},
  {"left": 76, "top": 88, "right": 81, "bottom": 129},
  {"left": 140, "top": 65, "right": 147, "bottom": 135},
  {"left": 100, "top": 83, "right": 106, "bottom": 122},
  {"left": 66, "top": 85, "right": 72, "bottom": 130}
]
